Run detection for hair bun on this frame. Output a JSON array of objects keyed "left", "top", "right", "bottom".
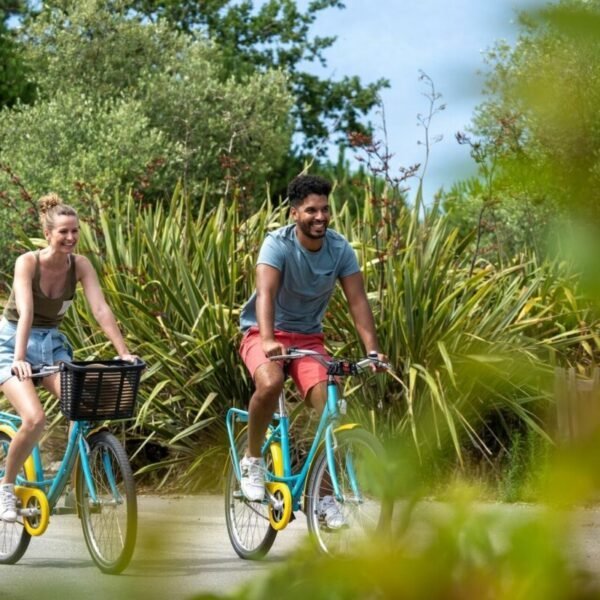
[{"left": 38, "top": 193, "right": 63, "bottom": 214}]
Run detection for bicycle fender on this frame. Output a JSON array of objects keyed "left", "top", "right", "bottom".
[
  {"left": 258, "top": 425, "right": 285, "bottom": 477},
  {"left": 0, "top": 424, "right": 37, "bottom": 482},
  {"left": 87, "top": 425, "right": 110, "bottom": 436},
  {"left": 333, "top": 423, "right": 360, "bottom": 433},
  {"left": 0, "top": 422, "right": 17, "bottom": 436},
  {"left": 312, "top": 423, "right": 360, "bottom": 456},
  {"left": 269, "top": 442, "right": 284, "bottom": 477}
]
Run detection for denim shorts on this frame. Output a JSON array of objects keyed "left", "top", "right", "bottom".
[{"left": 0, "top": 318, "right": 73, "bottom": 385}]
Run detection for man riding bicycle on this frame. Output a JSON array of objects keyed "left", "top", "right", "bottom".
[{"left": 238, "top": 174, "right": 387, "bottom": 527}]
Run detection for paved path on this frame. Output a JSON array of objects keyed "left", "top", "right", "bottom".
[
  {"left": 3, "top": 495, "right": 600, "bottom": 599},
  {"left": 1, "top": 495, "right": 307, "bottom": 600}
]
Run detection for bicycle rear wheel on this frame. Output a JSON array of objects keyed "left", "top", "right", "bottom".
[
  {"left": 225, "top": 429, "right": 277, "bottom": 559},
  {"left": 76, "top": 430, "right": 137, "bottom": 574},
  {"left": 305, "top": 428, "right": 392, "bottom": 555},
  {"left": 0, "top": 431, "right": 31, "bottom": 564}
]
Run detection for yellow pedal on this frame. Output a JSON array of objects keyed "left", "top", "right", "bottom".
[
  {"left": 15, "top": 486, "right": 50, "bottom": 536},
  {"left": 266, "top": 482, "right": 292, "bottom": 531}
]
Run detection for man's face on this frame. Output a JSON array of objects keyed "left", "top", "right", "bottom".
[{"left": 291, "top": 193, "right": 330, "bottom": 240}]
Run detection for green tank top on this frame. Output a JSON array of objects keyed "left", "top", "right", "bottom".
[{"left": 3, "top": 251, "right": 77, "bottom": 328}]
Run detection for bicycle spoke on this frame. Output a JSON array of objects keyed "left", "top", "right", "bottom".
[
  {"left": 0, "top": 433, "right": 31, "bottom": 564},
  {"left": 77, "top": 431, "right": 136, "bottom": 574},
  {"left": 306, "top": 429, "right": 391, "bottom": 554},
  {"left": 225, "top": 429, "right": 277, "bottom": 559}
]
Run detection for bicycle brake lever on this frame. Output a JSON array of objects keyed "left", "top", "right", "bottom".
[{"left": 364, "top": 355, "right": 392, "bottom": 371}]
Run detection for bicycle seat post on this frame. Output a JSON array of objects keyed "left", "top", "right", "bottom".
[{"left": 277, "top": 388, "right": 287, "bottom": 418}]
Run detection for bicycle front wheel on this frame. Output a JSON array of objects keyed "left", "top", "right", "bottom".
[
  {"left": 305, "top": 428, "right": 392, "bottom": 555},
  {"left": 76, "top": 430, "right": 137, "bottom": 574},
  {"left": 225, "top": 429, "right": 277, "bottom": 559},
  {"left": 0, "top": 432, "right": 31, "bottom": 564}
]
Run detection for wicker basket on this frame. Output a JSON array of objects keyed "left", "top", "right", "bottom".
[{"left": 59, "top": 359, "right": 145, "bottom": 421}]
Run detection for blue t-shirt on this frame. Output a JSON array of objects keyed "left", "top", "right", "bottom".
[{"left": 240, "top": 225, "right": 360, "bottom": 334}]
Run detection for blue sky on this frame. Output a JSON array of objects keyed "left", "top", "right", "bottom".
[{"left": 297, "top": 0, "right": 546, "bottom": 203}]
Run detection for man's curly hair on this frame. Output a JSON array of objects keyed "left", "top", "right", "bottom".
[{"left": 287, "top": 174, "right": 332, "bottom": 207}]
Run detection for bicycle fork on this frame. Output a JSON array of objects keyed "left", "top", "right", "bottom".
[
  {"left": 324, "top": 424, "right": 363, "bottom": 504},
  {"left": 77, "top": 437, "right": 123, "bottom": 506}
]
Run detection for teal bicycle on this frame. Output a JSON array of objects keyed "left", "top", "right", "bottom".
[
  {"left": 0, "top": 358, "right": 145, "bottom": 574},
  {"left": 225, "top": 348, "right": 392, "bottom": 558}
]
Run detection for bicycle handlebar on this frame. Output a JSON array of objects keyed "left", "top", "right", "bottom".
[
  {"left": 268, "top": 348, "right": 392, "bottom": 374},
  {"left": 12, "top": 358, "right": 145, "bottom": 378},
  {"left": 11, "top": 364, "right": 60, "bottom": 378}
]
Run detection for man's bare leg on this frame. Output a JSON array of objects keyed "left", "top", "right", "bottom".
[
  {"left": 247, "top": 362, "right": 284, "bottom": 457},
  {"left": 305, "top": 381, "right": 328, "bottom": 415}
]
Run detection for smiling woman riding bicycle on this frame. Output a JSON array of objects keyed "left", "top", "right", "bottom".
[
  {"left": 238, "top": 174, "right": 387, "bottom": 528},
  {"left": 0, "top": 193, "right": 136, "bottom": 522}
]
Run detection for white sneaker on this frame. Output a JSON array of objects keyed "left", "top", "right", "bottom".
[
  {"left": 319, "top": 495, "right": 347, "bottom": 529},
  {"left": 0, "top": 483, "right": 18, "bottom": 523},
  {"left": 240, "top": 455, "right": 265, "bottom": 502}
]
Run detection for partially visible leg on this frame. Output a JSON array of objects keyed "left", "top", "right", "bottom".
[
  {"left": 238, "top": 329, "right": 286, "bottom": 501},
  {"left": 41, "top": 372, "right": 71, "bottom": 447},
  {"left": 239, "top": 362, "right": 284, "bottom": 501},
  {"left": 0, "top": 377, "right": 45, "bottom": 522},
  {"left": 304, "top": 381, "right": 328, "bottom": 415},
  {"left": 41, "top": 371, "right": 60, "bottom": 398},
  {"left": 301, "top": 379, "right": 346, "bottom": 529},
  {"left": 292, "top": 331, "right": 329, "bottom": 416},
  {"left": 41, "top": 373, "right": 75, "bottom": 506},
  {"left": 0, "top": 377, "right": 46, "bottom": 484},
  {"left": 247, "top": 362, "right": 284, "bottom": 457}
]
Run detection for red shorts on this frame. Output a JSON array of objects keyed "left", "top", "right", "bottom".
[{"left": 239, "top": 327, "right": 329, "bottom": 399}]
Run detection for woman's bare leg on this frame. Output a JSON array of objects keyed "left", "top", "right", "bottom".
[{"left": 0, "top": 377, "right": 46, "bottom": 483}]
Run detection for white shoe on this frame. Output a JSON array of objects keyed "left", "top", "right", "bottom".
[
  {"left": 319, "top": 495, "right": 347, "bottom": 529},
  {"left": 240, "top": 455, "right": 265, "bottom": 502},
  {"left": 0, "top": 483, "right": 18, "bottom": 523}
]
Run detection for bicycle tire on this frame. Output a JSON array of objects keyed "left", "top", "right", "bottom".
[
  {"left": 0, "top": 431, "right": 31, "bottom": 564},
  {"left": 224, "top": 428, "right": 277, "bottom": 559},
  {"left": 76, "top": 430, "right": 137, "bottom": 574},
  {"left": 305, "top": 428, "right": 392, "bottom": 555}
]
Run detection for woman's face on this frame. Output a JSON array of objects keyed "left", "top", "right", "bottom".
[{"left": 45, "top": 215, "right": 79, "bottom": 254}]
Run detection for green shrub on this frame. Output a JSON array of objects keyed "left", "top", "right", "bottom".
[{"left": 38, "top": 183, "right": 595, "bottom": 490}]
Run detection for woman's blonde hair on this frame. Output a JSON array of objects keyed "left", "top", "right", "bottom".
[{"left": 38, "top": 193, "right": 78, "bottom": 231}]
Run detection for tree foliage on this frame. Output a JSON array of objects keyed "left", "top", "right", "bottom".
[
  {"left": 125, "top": 0, "right": 389, "bottom": 151},
  {"left": 0, "top": 0, "right": 293, "bottom": 202},
  {"left": 0, "top": 0, "right": 33, "bottom": 107},
  {"left": 1, "top": 94, "right": 168, "bottom": 197},
  {"left": 35, "top": 185, "right": 593, "bottom": 490},
  {"left": 470, "top": 0, "right": 600, "bottom": 220},
  {"left": 442, "top": 178, "right": 561, "bottom": 266}
]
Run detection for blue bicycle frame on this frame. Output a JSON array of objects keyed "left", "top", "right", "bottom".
[
  {"left": 0, "top": 410, "right": 101, "bottom": 510},
  {"left": 226, "top": 374, "right": 356, "bottom": 511}
]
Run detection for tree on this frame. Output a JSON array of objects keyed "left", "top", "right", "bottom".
[
  {"left": 1, "top": 94, "right": 169, "bottom": 198},
  {"left": 0, "top": 0, "right": 293, "bottom": 201},
  {"left": 126, "top": 0, "right": 389, "bottom": 152},
  {"left": 0, "top": 0, "right": 294, "bottom": 279},
  {"left": 0, "top": 0, "right": 33, "bottom": 107},
  {"left": 442, "top": 177, "right": 559, "bottom": 265},
  {"left": 470, "top": 0, "right": 600, "bottom": 221}
]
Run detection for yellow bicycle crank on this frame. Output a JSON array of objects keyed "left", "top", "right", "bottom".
[
  {"left": 15, "top": 486, "right": 50, "bottom": 536},
  {"left": 266, "top": 482, "right": 292, "bottom": 531}
]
